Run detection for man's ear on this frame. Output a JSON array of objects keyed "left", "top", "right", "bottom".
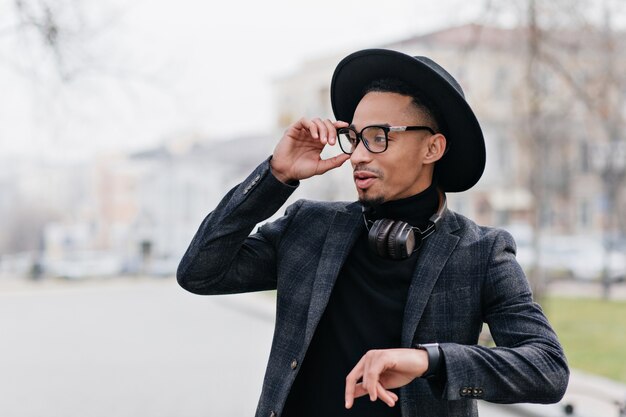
[{"left": 423, "top": 134, "right": 447, "bottom": 165}]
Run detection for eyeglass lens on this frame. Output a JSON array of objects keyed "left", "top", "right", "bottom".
[{"left": 338, "top": 127, "right": 387, "bottom": 154}]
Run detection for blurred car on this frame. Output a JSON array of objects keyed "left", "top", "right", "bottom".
[
  {"left": 502, "top": 224, "right": 626, "bottom": 282},
  {"left": 541, "top": 235, "right": 625, "bottom": 281},
  {"left": 43, "top": 251, "right": 123, "bottom": 280},
  {"left": 147, "top": 256, "right": 179, "bottom": 277}
]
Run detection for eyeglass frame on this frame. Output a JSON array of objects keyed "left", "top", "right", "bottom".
[{"left": 336, "top": 125, "right": 437, "bottom": 155}]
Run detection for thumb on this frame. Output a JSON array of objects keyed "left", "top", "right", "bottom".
[{"left": 316, "top": 153, "right": 350, "bottom": 175}]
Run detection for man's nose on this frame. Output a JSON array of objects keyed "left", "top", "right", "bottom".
[{"left": 350, "top": 140, "right": 372, "bottom": 165}]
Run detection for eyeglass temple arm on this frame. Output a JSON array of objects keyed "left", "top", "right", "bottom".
[{"left": 389, "top": 126, "right": 436, "bottom": 134}]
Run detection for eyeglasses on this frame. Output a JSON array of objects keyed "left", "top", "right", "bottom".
[{"left": 337, "top": 125, "right": 436, "bottom": 154}]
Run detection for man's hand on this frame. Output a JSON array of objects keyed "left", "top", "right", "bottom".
[
  {"left": 345, "top": 348, "right": 429, "bottom": 409},
  {"left": 270, "top": 118, "right": 351, "bottom": 183}
]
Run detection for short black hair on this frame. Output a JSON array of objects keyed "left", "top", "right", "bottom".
[{"left": 362, "top": 78, "right": 444, "bottom": 134}]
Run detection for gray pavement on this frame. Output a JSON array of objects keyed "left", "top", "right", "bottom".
[
  {"left": 0, "top": 278, "right": 273, "bottom": 417},
  {"left": 0, "top": 278, "right": 624, "bottom": 417}
]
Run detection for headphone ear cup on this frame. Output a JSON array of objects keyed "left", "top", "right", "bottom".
[
  {"left": 368, "top": 218, "right": 395, "bottom": 258},
  {"left": 387, "top": 221, "right": 414, "bottom": 260}
]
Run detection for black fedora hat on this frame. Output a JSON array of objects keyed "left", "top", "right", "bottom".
[{"left": 330, "top": 48, "right": 485, "bottom": 192}]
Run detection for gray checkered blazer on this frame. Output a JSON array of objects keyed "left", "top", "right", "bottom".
[{"left": 177, "top": 159, "right": 569, "bottom": 417}]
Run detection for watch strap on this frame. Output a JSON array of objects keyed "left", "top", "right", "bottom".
[{"left": 415, "top": 343, "right": 440, "bottom": 379}]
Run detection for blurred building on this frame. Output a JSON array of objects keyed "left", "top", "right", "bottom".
[
  {"left": 272, "top": 24, "right": 626, "bottom": 239},
  {"left": 2, "top": 23, "right": 624, "bottom": 281},
  {"left": 92, "top": 133, "right": 281, "bottom": 277},
  {"left": 0, "top": 156, "right": 96, "bottom": 279}
]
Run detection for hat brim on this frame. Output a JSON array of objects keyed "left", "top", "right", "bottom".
[{"left": 330, "top": 49, "right": 485, "bottom": 192}]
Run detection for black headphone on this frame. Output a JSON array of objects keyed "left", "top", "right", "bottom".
[{"left": 363, "top": 191, "right": 447, "bottom": 260}]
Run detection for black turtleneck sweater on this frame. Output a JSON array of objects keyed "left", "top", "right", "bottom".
[{"left": 282, "top": 184, "right": 440, "bottom": 417}]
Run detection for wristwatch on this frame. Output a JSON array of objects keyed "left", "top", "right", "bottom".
[{"left": 415, "top": 343, "right": 440, "bottom": 379}]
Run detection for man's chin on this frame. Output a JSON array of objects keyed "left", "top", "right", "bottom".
[{"left": 358, "top": 195, "right": 385, "bottom": 209}]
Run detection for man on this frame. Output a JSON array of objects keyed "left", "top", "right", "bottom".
[{"left": 177, "top": 49, "right": 569, "bottom": 417}]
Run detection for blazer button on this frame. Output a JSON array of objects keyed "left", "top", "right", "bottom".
[
  {"left": 291, "top": 360, "right": 298, "bottom": 370},
  {"left": 460, "top": 387, "right": 469, "bottom": 396}
]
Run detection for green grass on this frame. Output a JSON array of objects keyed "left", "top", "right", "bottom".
[{"left": 541, "top": 297, "right": 626, "bottom": 383}]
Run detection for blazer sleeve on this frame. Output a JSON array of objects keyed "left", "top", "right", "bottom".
[
  {"left": 436, "top": 229, "right": 569, "bottom": 404},
  {"left": 176, "top": 158, "right": 300, "bottom": 295}
]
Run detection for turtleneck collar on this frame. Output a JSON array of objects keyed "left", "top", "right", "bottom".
[{"left": 364, "top": 182, "right": 440, "bottom": 229}]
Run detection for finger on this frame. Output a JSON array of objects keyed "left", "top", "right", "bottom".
[
  {"left": 322, "top": 119, "right": 337, "bottom": 145},
  {"left": 390, "top": 390, "right": 399, "bottom": 402},
  {"left": 345, "top": 357, "right": 366, "bottom": 409},
  {"left": 354, "top": 383, "right": 397, "bottom": 403},
  {"left": 376, "top": 383, "right": 397, "bottom": 407},
  {"left": 313, "top": 118, "right": 329, "bottom": 145},
  {"left": 332, "top": 120, "right": 350, "bottom": 145},
  {"left": 300, "top": 118, "right": 319, "bottom": 139},
  {"left": 353, "top": 382, "right": 368, "bottom": 399},
  {"left": 362, "top": 355, "right": 379, "bottom": 402},
  {"left": 346, "top": 383, "right": 368, "bottom": 410},
  {"left": 315, "top": 153, "right": 350, "bottom": 175}
]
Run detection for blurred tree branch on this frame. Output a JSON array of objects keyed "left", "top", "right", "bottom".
[
  {"left": 1, "top": 0, "right": 166, "bottom": 85},
  {"left": 4, "top": 0, "right": 85, "bottom": 81},
  {"left": 476, "top": 0, "right": 626, "bottom": 299}
]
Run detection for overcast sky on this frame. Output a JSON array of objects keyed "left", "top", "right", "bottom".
[
  {"left": 0, "top": 0, "right": 539, "bottom": 160},
  {"left": 0, "top": 0, "right": 499, "bottom": 160},
  {"left": 19, "top": 0, "right": 624, "bottom": 162}
]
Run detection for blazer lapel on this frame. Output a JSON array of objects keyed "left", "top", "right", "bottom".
[
  {"left": 304, "top": 206, "right": 362, "bottom": 345},
  {"left": 401, "top": 210, "right": 460, "bottom": 346}
]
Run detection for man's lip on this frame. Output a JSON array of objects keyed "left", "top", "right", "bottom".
[
  {"left": 353, "top": 171, "right": 378, "bottom": 189},
  {"left": 353, "top": 171, "right": 378, "bottom": 180}
]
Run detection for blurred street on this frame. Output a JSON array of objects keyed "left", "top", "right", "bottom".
[
  {"left": 0, "top": 278, "right": 273, "bottom": 417},
  {"left": 0, "top": 278, "right": 624, "bottom": 417}
]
